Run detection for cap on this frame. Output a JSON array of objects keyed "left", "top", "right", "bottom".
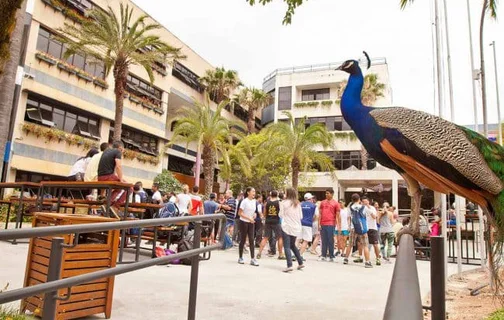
[{"left": 304, "top": 193, "right": 314, "bottom": 200}]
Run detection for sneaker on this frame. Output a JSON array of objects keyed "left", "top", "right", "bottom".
[
  {"left": 376, "top": 258, "right": 381, "bottom": 266},
  {"left": 256, "top": 254, "right": 261, "bottom": 259},
  {"left": 329, "top": 258, "right": 335, "bottom": 263},
  {"left": 238, "top": 258, "right": 244, "bottom": 264},
  {"left": 318, "top": 257, "right": 327, "bottom": 262},
  {"left": 278, "top": 255, "right": 286, "bottom": 260},
  {"left": 353, "top": 258, "right": 364, "bottom": 263},
  {"left": 267, "top": 253, "right": 275, "bottom": 257},
  {"left": 250, "top": 259, "right": 259, "bottom": 267},
  {"left": 335, "top": 251, "right": 341, "bottom": 257},
  {"left": 343, "top": 258, "right": 349, "bottom": 265},
  {"left": 383, "top": 256, "right": 390, "bottom": 262},
  {"left": 309, "top": 250, "right": 318, "bottom": 255},
  {"left": 283, "top": 267, "right": 294, "bottom": 273},
  {"left": 297, "top": 264, "right": 305, "bottom": 270},
  {"left": 365, "top": 261, "right": 373, "bottom": 268},
  {"left": 292, "top": 257, "right": 296, "bottom": 261}
]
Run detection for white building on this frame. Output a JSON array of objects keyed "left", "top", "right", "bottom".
[{"left": 261, "top": 58, "right": 416, "bottom": 208}]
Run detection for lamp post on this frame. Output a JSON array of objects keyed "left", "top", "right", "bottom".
[
  {"left": 490, "top": 41, "right": 502, "bottom": 145},
  {"left": 466, "top": 0, "right": 479, "bottom": 133}
]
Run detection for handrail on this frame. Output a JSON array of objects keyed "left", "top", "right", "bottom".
[
  {"left": 383, "top": 234, "right": 423, "bottom": 320},
  {"left": 0, "top": 213, "right": 226, "bottom": 320}
]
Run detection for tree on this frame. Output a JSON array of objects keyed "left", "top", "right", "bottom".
[
  {"left": 170, "top": 94, "right": 245, "bottom": 196},
  {"left": 262, "top": 111, "right": 335, "bottom": 189},
  {"left": 235, "top": 87, "right": 273, "bottom": 134},
  {"left": 59, "top": 4, "right": 183, "bottom": 141},
  {"left": 0, "top": 0, "right": 25, "bottom": 180},
  {"left": 400, "top": 0, "right": 497, "bottom": 137},
  {"left": 246, "top": 0, "right": 304, "bottom": 24},
  {"left": 218, "top": 140, "right": 251, "bottom": 191},
  {"left": 154, "top": 169, "right": 183, "bottom": 194},
  {"left": 200, "top": 67, "right": 242, "bottom": 103}
]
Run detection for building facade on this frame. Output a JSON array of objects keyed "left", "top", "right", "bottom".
[
  {"left": 6, "top": 0, "right": 257, "bottom": 191},
  {"left": 262, "top": 59, "right": 409, "bottom": 208}
]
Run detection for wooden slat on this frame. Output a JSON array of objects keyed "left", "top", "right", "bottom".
[
  {"left": 62, "top": 267, "right": 107, "bottom": 278},
  {"left": 65, "top": 244, "right": 111, "bottom": 252},
  {"left": 31, "top": 254, "right": 50, "bottom": 266},
  {"left": 58, "top": 297, "right": 105, "bottom": 312},
  {"left": 29, "top": 269, "right": 47, "bottom": 282},
  {"left": 32, "top": 245, "right": 51, "bottom": 258},
  {"left": 60, "top": 290, "right": 107, "bottom": 304},
  {"left": 25, "top": 296, "right": 43, "bottom": 309},
  {"left": 33, "top": 238, "right": 53, "bottom": 250},
  {"left": 31, "top": 262, "right": 48, "bottom": 275},
  {"left": 64, "top": 282, "right": 107, "bottom": 294},
  {"left": 64, "top": 251, "right": 110, "bottom": 260},
  {"left": 58, "top": 306, "right": 105, "bottom": 320},
  {"left": 28, "top": 278, "right": 43, "bottom": 286},
  {"left": 63, "top": 259, "right": 111, "bottom": 269}
]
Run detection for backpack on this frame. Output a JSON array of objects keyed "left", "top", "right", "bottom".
[
  {"left": 157, "top": 202, "right": 180, "bottom": 219},
  {"left": 177, "top": 239, "right": 193, "bottom": 265},
  {"left": 222, "top": 233, "right": 233, "bottom": 250},
  {"left": 350, "top": 204, "right": 368, "bottom": 235}
]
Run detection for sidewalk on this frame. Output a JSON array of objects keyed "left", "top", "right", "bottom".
[{"left": 0, "top": 241, "right": 477, "bottom": 319}]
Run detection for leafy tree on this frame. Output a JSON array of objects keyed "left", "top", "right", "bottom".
[
  {"left": 154, "top": 169, "right": 183, "bottom": 194},
  {"left": 170, "top": 95, "right": 245, "bottom": 196},
  {"left": 246, "top": 0, "right": 304, "bottom": 24},
  {"left": 200, "top": 67, "right": 242, "bottom": 103},
  {"left": 235, "top": 87, "right": 273, "bottom": 134},
  {"left": 261, "top": 111, "right": 335, "bottom": 189},
  {"left": 58, "top": 4, "right": 184, "bottom": 140},
  {"left": 0, "top": 0, "right": 23, "bottom": 74}
]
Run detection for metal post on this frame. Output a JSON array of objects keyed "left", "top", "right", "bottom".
[
  {"left": 188, "top": 221, "right": 201, "bottom": 320},
  {"left": 42, "top": 237, "right": 64, "bottom": 320},
  {"left": 490, "top": 41, "right": 502, "bottom": 145},
  {"left": 466, "top": 0, "right": 480, "bottom": 133},
  {"left": 477, "top": 207, "right": 486, "bottom": 268},
  {"left": 441, "top": 0, "right": 455, "bottom": 122},
  {"left": 455, "top": 196, "right": 463, "bottom": 274},
  {"left": 431, "top": 236, "right": 446, "bottom": 320},
  {"left": 440, "top": 194, "right": 448, "bottom": 286}
]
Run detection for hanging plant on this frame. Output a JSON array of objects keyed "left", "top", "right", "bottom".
[
  {"left": 93, "top": 78, "right": 109, "bottom": 89},
  {"left": 35, "top": 51, "right": 58, "bottom": 65},
  {"left": 128, "top": 94, "right": 142, "bottom": 104},
  {"left": 306, "top": 101, "right": 319, "bottom": 107},
  {"left": 122, "top": 148, "right": 160, "bottom": 165},
  {"left": 335, "top": 99, "right": 341, "bottom": 105},
  {"left": 294, "top": 102, "right": 307, "bottom": 108},
  {"left": 57, "top": 61, "right": 77, "bottom": 74},
  {"left": 21, "top": 123, "right": 98, "bottom": 149},
  {"left": 334, "top": 131, "right": 358, "bottom": 141},
  {"left": 76, "top": 70, "right": 93, "bottom": 82},
  {"left": 321, "top": 100, "right": 333, "bottom": 107}
]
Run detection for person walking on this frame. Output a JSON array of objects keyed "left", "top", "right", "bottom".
[
  {"left": 364, "top": 199, "right": 381, "bottom": 266},
  {"left": 254, "top": 194, "right": 264, "bottom": 247},
  {"left": 318, "top": 189, "right": 340, "bottom": 262},
  {"left": 299, "top": 193, "right": 317, "bottom": 258},
  {"left": 336, "top": 200, "right": 351, "bottom": 257},
  {"left": 190, "top": 185, "right": 203, "bottom": 215},
  {"left": 237, "top": 187, "right": 259, "bottom": 266},
  {"left": 204, "top": 193, "right": 221, "bottom": 243},
  {"left": 309, "top": 196, "right": 320, "bottom": 255},
  {"left": 176, "top": 184, "right": 192, "bottom": 215},
  {"left": 348, "top": 194, "right": 372, "bottom": 268},
  {"left": 279, "top": 187, "right": 304, "bottom": 272},
  {"left": 379, "top": 203, "right": 396, "bottom": 262},
  {"left": 257, "top": 191, "right": 283, "bottom": 259}
]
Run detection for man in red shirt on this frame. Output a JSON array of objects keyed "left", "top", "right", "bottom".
[
  {"left": 318, "top": 188, "right": 340, "bottom": 262},
  {"left": 190, "top": 185, "right": 202, "bottom": 215}
]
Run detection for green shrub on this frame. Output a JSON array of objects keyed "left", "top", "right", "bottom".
[
  {"left": 488, "top": 309, "right": 504, "bottom": 320},
  {"left": 153, "top": 170, "right": 183, "bottom": 194}
]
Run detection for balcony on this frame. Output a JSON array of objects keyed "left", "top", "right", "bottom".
[{"left": 172, "top": 61, "right": 204, "bottom": 93}]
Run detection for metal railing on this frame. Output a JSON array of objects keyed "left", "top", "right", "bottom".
[{"left": 0, "top": 214, "right": 226, "bottom": 320}]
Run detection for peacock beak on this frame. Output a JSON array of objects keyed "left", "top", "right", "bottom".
[{"left": 335, "top": 65, "right": 343, "bottom": 71}]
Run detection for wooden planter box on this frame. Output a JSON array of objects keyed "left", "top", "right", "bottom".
[{"left": 22, "top": 213, "right": 119, "bottom": 320}]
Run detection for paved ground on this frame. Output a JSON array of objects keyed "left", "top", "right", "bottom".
[{"left": 0, "top": 241, "right": 477, "bottom": 320}]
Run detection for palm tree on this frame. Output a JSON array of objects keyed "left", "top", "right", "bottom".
[
  {"left": 58, "top": 4, "right": 184, "bottom": 140},
  {"left": 0, "top": 0, "right": 25, "bottom": 180},
  {"left": 219, "top": 141, "right": 251, "bottom": 191},
  {"left": 200, "top": 67, "right": 242, "bottom": 103},
  {"left": 400, "top": 0, "right": 498, "bottom": 137},
  {"left": 262, "top": 111, "right": 335, "bottom": 189},
  {"left": 338, "top": 74, "right": 385, "bottom": 170},
  {"left": 235, "top": 87, "right": 273, "bottom": 134},
  {"left": 170, "top": 94, "right": 245, "bottom": 196}
]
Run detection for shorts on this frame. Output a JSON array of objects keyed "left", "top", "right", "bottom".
[
  {"left": 226, "top": 219, "right": 235, "bottom": 228},
  {"left": 264, "top": 223, "right": 282, "bottom": 239},
  {"left": 354, "top": 233, "right": 369, "bottom": 246},
  {"left": 312, "top": 222, "right": 320, "bottom": 235},
  {"left": 334, "top": 230, "right": 350, "bottom": 236},
  {"left": 367, "top": 229, "right": 379, "bottom": 244},
  {"left": 299, "top": 226, "right": 313, "bottom": 241}
]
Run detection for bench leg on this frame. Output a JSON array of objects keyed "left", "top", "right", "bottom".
[{"left": 4, "top": 204, "right": 11, "bottom": 229}]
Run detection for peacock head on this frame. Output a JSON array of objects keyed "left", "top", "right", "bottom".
[{"left": 336, "top": 51, "right": 371, "bottom": 75}]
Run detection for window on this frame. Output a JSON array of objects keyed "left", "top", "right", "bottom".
[
  {"left": 278, "top": 87, "right": 292, "bottom": 110},
  {"left": 172, "top": 61, "right": 203, "bottom": 93},
  {"left": 25, "top": 94, "right": 101, "bottom": 139},
  {"left": 298, "top": 116, "right": 351, "bottom": 132},
  {"left": 302, "top": 88, "right": 330, "bottom": 101},
  {"left": 66, "top": 0, "right": 93, "bottom": 13},
  {"left": 168, "top": 155, "right": 194, "bottom": 176},
  {"left": 327, "top": 151, "right": 377, "bottom": 171},
  {"left": 126, "top": 74, "right": 163, "bottom": 108},
  {"left": 109, "top": 125, "right": 159, "bottom": 156},
  {"left": 334, "top": 116, "right": 352, "bottom": 131},
  {"left": 36, "top": 27, "right": 105, "bottom": 79}
]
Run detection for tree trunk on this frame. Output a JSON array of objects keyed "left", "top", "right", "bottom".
[
  {"left": 0, "top": 0, "right": 25, "bottom": 179},
  {"left": 247, "top": 107, "right": 256, "bottom": 134},
  {"left": 0, "top": 0, "right": 24, "bottom": 74},
  {"left": 291, "top": 156, "right": 300, "bottom": 190},
  {"left": 112, "top": 60, "right": 127, "bottom": 141},
  {"left": 202, "top": 144, "right": 215, "bottom": 196},
  {"left": 479, "top": 0, "right": 489, "bottom": 137}
]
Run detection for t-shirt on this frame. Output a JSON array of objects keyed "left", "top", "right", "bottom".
[
  {"left": 224, "top": 197, "right": 237, "bottom": 220},
  {"left": 204, "top": 200, "right": 219, "bottom": 215},
  {"left": 84, "top": 152, "right": 103, "bottom": 181},
  {"left": 152, "top": 191, "right": 162, "bottom": 204},
  {"left": 280, "top": 200, "right": 303, "bottom": 237},
  {"left": 177, "top": 193, "right": 191, "bottom": 214},
  {"left": 190, "top": 194, "right": 202, "bottom": 215},
  {"left": 365, "top": 206, "right": 378, "bottom": 230},
  {"left": 98, "top": 149, "right": 122, "bottom": 177},
  {"left": 239, "top": 198, "right": 257, "bottom": 223},
  {"left": 265, "top": 200, "right": 280, "bottom": 225},
  {"left": 134, "top": 190, "right": 147, "bottom": 203},
  {"left": 319, "top": 199, "right": 340, "bottom": 226},
  {"left": 300, "top": 201, "right": 317, "bottom": 227},
  {"left": 340, "top": 208, "right": 349, "bottom": 231},
  {"left": 69, "top": 157, "right": 91, "bottom": 177},
  {"left": 255, "top": 203, "right": 263, "bottom": 222}
]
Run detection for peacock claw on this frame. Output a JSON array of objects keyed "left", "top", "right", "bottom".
[{"left": 397, "top": 226, "right": 418, "bottom": 240}]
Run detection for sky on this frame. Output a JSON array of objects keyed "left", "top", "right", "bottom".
[{"left": 133, "top": 0, "right": 503, "bottom": 127}]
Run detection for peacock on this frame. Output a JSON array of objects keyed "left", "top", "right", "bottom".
[{"left": 337, "top": 53, "right": 504, "bottom": 280}]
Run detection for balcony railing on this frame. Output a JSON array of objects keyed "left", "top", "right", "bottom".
[{"left": 172, "top": 62, "right": 204, "bottom": 93}]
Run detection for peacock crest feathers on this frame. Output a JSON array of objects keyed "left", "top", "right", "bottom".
[{"left": 370, "top": 107, "right": 504, "bottom": 195}]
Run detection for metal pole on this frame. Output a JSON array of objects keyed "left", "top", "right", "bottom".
[
  {"left": 383, "top": 234, "right": 422, "bottom": 320},
  {"left": 466, "top": 0, "right": 480, "bottom": 133},
  {"left": 477, "top": 207, "right": 487, "bottom": 268},
  {"left": 188, "top": 221, "right": 201, "bottom": 320},
  {"left": 441, "top": 0, "right": 455, "bottom": 122},
  {"left": 490, "top": 41, "right": 502, "bottom": 145},
  {"left": 440, "top": 195, "right": 448, "bottom": 286},
  {"left": 431, "top": 236, "right": 446, "bottom": 320},
  {"left": 455, "top": 196, "right": 463, "bottom": 275},
  {"left": 42, "top": 237, "right": 65, "bottom": 320}
]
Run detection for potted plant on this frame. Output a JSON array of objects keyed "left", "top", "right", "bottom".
[
  {"left": 153, "top": 107, "right": 164, "bottom": 115},
  {"left": 335, "top": 99, "right": 341, "bottom": 105},
  {"left": 76, "top": 70, "right": 93, "bottom": 82},
  {"left": 35, "top": 51, "right": 58, "bottom": 65},
  {"left": 57, "top": 61, "right": 77, "bottom": 74},
  {"left": 321, "top": 100, "right": 333, "bottom": 107},
  {"left": 294, "top": 102, "right": 307, "bottom": 108},
  {"left": 306, "top": 101, "right": 319, "bottom": 107},
  {"left": 93, "top": 77, "right": 109, "bottom": 89},
  {"left": 129, "top": 94, "right": 142, "bottom": 104},
  {"left": 141, "top": 100, "right": 154, "bottom": 110},
  {"left": 63, "top": 7, "right": 83, "bottom": 23}
]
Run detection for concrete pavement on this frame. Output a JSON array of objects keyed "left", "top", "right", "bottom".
[{"left": 0, "top": 241, "right": 477, "bottom": 319}]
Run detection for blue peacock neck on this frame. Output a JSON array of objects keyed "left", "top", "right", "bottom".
[{"left": 341, "top": 70, "right": 368, "bottom": 127}]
